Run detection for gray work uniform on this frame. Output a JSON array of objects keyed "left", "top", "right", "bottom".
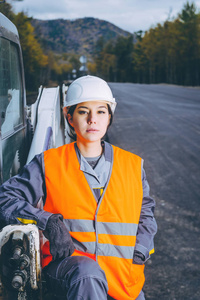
[{"left": 0, "top": 142, "right": 157, "bottom": 300}]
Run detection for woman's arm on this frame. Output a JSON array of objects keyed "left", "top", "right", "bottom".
[
  {"left": 0, "top": 153, "right": 52, "bottom": 230},
  {"left": 133, "top": 168, "right": 157, "bottom": 264}
]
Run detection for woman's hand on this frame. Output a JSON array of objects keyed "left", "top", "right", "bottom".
[{"left": 44, "top": 214, "right": 75, "bottom": 260}]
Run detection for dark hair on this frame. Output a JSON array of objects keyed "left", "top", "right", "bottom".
[{"left": 66, "top": 104, "right": 113, "bottom": 141}]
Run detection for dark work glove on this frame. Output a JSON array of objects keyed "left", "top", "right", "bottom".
[
  {"left": 133, "top": 250, "right": 145, "bottom": 265},
  {"left": 44, "top": 214, "right": 75, "bottom": 260}
]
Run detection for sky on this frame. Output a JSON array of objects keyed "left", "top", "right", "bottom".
[{"left": 11, "top": 0, "right": 200, "bottom": 33}]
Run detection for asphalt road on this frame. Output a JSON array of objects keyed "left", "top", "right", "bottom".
[{"left": 107, "top": 83, "right": 200, "bottom": 300}]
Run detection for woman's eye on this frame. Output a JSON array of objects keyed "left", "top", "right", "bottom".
[
  {"left": 78, "top": 110, "right": 88, "bottom": 115},
  {"left": 98, "top": 110, "right": 106, "bottom": 114}
]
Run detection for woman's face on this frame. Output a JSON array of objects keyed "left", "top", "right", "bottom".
[{"left": 67, "top": 101, "right": 111, "bottom": 145}]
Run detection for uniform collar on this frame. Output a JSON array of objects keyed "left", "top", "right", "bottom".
[{"left": 74, "top": 141, "right": 112, "bottom": 182}]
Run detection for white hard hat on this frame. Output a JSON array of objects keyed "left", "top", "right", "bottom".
[{"left": 64, "top": 75, "right": 116, "bottom": 113}]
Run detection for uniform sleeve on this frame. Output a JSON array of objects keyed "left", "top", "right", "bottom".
[
  {"left": 0, "top": 153, "right": 52, "bottom": 230},
  {"left": 133, "top": 168, "right": 157, "bottom": 264}
]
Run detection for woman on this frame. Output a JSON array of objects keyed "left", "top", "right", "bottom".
[{"left": 0, "top": 75, "right": 157, "bottom": 300}]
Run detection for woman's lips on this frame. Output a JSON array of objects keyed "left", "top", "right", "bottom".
[{"left": 86, "top": 128, "right": 99, "bottom": 132}]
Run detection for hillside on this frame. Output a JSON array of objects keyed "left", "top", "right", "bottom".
[{"left": 31, "top": 17, "right": 131, "bottom": 55}]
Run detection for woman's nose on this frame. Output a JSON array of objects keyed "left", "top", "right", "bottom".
[{"left": 88, "top": 112, "right": 96, "bottom": 124}]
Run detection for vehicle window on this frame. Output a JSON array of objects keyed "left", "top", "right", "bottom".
[{"left": 0, "top": 37, "right": 23, "bottom": 138}]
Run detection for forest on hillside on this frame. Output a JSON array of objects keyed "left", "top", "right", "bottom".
[
  {"left": 95, "top": 2, "right": 200, "bottom": 86},
  {"left": 0, "top": 1, "right": 200, "bottom": 90}
]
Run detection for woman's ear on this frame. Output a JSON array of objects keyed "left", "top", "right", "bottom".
[
  {"left": 67, "top": 113, "right": 74, "bottom": 127},
  {"left": 63, "top": 107, "right": 68, "bottom": 118}
]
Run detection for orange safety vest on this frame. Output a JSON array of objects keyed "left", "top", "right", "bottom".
[{"left": 43, "top": 142, "right": 144, "bottom": 300}]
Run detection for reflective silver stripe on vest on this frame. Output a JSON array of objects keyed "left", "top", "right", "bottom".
[
  {"left": 64, "top": 219, "right": 95, "bottom": 232},
  {"left": 98, "top": 221, "right": 138, "bottom": 236},
  {"left": 64, "top": 219, "right": 96, "bottom": 254},
  {"left": 64, "top": 219, "right": 137, "bottom": 258},
  {"left": 64, "top": 219, "right": 137, "bottom": 236},
  {"left": 97, "top": 222, "right": 137, "bottom": 259},
  {"left": 73, "top": 240, "right": 96, "bottom": 254},
  {"left": 98, "top": 243, "right": 135, "bottom": 259},
  {"left": 73, "top": 241, "right": 134, "bottom": 259}
]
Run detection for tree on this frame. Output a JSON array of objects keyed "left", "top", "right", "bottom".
[
  {"left": 132, "top": 1, "right": 200, "bottom": 86},
  {"left": 94, "top": 37, "right": 106, "bottom": 77},
  {"left": 177, "top": 2, "right": 200, "bottom": 85},
  {"left": 114, "top": 35, "right": 134, "bottom": 82},
  {"left": 0, "top": 2, "right": 15, "bottom": 20},
  {"left": 13, "top": 12, "right": 48, "bottom": 90}
]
